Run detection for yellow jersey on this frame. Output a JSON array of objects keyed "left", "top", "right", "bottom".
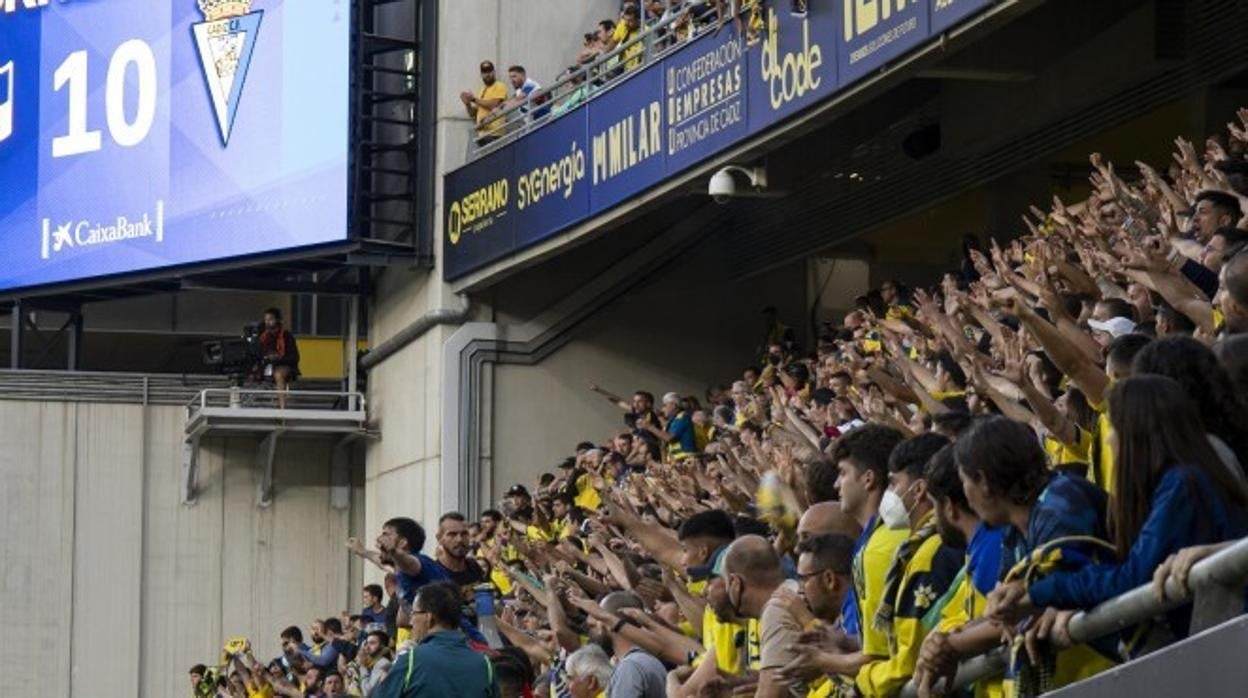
[
  {"left": 1044, "top": 426, "right": 1093, "bottom": 469},
  {"left": 855, "top": 530, "right": 962, "bottom": 697},
  {"left": 475, "top": 81, "right": 507, "bottom": 137},
  {"left": 853, "top": 521, "right": 910, "bottom": 658}
]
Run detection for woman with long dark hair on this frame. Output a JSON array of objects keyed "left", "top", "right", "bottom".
[
  {"left": 990, "top": 376, "right": 1248, "bottom": 640},
  {"left": 1132, "top": 335, "right": 1248, "bottom": 475}
]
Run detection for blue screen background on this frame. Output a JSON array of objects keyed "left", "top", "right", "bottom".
[{"left": 0, "top": 0, "right": 351, "bottom": 292}]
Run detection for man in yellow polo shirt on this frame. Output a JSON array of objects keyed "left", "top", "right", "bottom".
[{"left": 459, "top": 60, "right": 507, "bottom": 144}]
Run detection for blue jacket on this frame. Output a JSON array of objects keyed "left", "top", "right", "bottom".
[
  {"left": 1029, "top": 465, "right": 1248, "bottom": 635},
  {"left": 370, "top": 630, "right": 499, "bottom": 698}
]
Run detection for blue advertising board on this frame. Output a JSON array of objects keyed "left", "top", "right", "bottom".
[
  {"left": 513, "top": 110, "right": 590, "bottom": 248},
  {"left": 587, "top": 66, "right": 666, "bottom": 213},
  {"left": 930, "top": 0, "right": 993, "bottom": 34},
  {"left": 664, "top": 31, "right": 747, "bottom": 174},
  {"left": 837, "top": 0, "right": 930, "bottom": 87},
  {"left": 0, "top": 0, "right": 351, "bottom": 293},
  {"left": 444, "top": 1, "right": 996, "bottom": 280}
]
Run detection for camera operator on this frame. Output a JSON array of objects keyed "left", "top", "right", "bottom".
[{"left": 256, "top": 307, "right": 300, "bottom": 406}]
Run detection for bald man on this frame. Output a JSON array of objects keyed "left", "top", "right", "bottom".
[
  {"left": 797, "top": 501, "right": 861, "bottom": 545},
  {"left": 723, "top": 535, "right": 808, "bottom": 698},
  {"left": 587, "top": 591, "right": 666, "bottom": 698}
]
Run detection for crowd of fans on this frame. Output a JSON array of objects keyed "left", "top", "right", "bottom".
[
  {"left": 192, "top": 106, "right": 1248, "bottom": 697},
  {"left": 462, "top": 1, "right": 813, "bottom": 144}
]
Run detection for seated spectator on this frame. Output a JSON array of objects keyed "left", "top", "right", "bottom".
[{"left": 459, "top": 60, "right": 507, "bottom": 145}]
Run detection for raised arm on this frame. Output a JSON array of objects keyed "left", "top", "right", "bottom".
[
  {"left": 602, "top": 499, "right": 684, "bottom": 570},
  {"left": 589, "top": 384, "right": 631, "bottom": 411},
  {"left": 542, "top": 576, "right": 585, "bottom": 653},
  {"left": 1012, "top": 298, "right": 1109, "bottom": 406},
  {"left": 345, "top": 537, "right": 390, "bottom": 573}
]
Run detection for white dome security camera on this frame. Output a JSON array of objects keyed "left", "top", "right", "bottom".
[
  {"left": 708, "top": 165, "right": 768, "bottom": 204},
  {"left": 709, "top": 169, "right": 736, "bottom": 204}
]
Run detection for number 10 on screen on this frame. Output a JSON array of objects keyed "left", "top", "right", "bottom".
[{"left": 0, "top": 60, "right": 12, "bottom": 143}]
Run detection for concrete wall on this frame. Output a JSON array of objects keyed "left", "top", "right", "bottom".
[
  {"left": 362, "top": 0, "right": 617, "bottom": 542},
  {"left": 436, "top": 0, "right": 617, "bottom": 172},
  {"left": 0, "top": 401, "right": 362, "bottom": 697}
]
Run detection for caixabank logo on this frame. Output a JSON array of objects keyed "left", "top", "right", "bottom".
[
  {"left": 41, "top": 201, "right": 165, "bottom": 260},
  {"left": 192, "top": 0, "right": 264, "bottom": 146}
]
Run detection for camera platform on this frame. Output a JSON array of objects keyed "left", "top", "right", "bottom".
[{"left": 182, "top": 387, "right": 370, "bottom": 507}]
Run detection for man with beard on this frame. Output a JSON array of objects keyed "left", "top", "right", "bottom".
[
  {"left": 775, "top": 534, "right": 856, "bottom": 698},
  {"left": 914, "top": 444, "right": 1006, "bottom": 698},
  {"left": 305, "top": 618, "right": 341, "bottom": 669},
  {"left": 436, "top": 512, "right": 486, "bottom": 591},
  {"left": 586, "top": 591, "right": 666, "bottom": 698}
]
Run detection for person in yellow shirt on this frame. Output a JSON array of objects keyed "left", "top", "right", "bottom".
[
  {"left": 830, "top": 425, "right": 910, "bottom": 660},
  {"left": 815, "top": 434, "right": 962, "bottom": 697},
  {"left": 459, "top": 60, "right": 507, "bottom": 144},
  {"left": 611, "top": 5, "right": 645, "bottom": 71}
]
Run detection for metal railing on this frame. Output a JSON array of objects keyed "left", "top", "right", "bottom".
[
  {"left": 465, "top": 1, "right": 728, "bottom": 160},
  {"left": 900, "top": 536, "right": 1248, "bottom": 697},
  {"left": 0, "top": 369, "right": 232, "bottom": 406},
  {"left": 186, "top": 388, "right": 367, "bottom": 414}
]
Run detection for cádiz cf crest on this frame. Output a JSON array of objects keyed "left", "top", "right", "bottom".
[{"left": 192, "top": 0, "right": 264, "bottom": 146}]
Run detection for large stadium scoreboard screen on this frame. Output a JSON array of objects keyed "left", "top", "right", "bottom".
[{"left": 0, "top": 0, "right": 352, "bottom": 292}]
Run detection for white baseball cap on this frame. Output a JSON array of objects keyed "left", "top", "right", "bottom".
[{"left": 1087, "top": 316, "right": 1137, "bottom": 338}]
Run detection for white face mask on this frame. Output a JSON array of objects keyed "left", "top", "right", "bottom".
[{"left": 879, "top": 487, "right": 912, "bottom": 530}]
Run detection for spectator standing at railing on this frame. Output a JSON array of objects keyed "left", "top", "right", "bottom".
[
  {"left": 608, "top": 4, "right": 645, "bottom": 72},
  {"left": 912, "top": 444, "right": 1005, "bottom": 698},
  {"left": 460, "top": 60, "right": 508, "bottom": 145},
  {"left": 954, "top": 417, "right": 1117, "bottom": 695},
  {"left": 987, "top": 377, "right": 1248, "bottom": 657},
  {"left": 503, "top": 66, "right": 549, "bottom": 121},
  {"left": 553, "top": 66, "right": 590, "bottom": 117},
  {"left": 257, "top": 307, "right": 299, "bottom": 409}
]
